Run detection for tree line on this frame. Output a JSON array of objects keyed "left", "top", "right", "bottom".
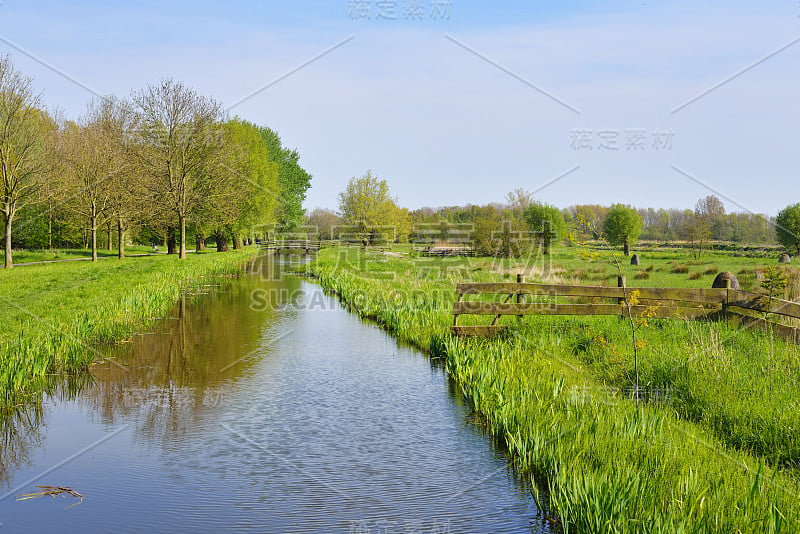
[
  {"left": 0, "top": 55, "right": 311, "bottom": 268},
  {"left": 313, "top": 174, "right": 800, "bottom": 258}
]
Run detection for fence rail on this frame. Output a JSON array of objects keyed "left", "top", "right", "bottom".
[{"left": 451, "top": 276, "right": 800, "bottom": 343}]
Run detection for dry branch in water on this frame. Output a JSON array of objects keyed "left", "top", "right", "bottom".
[{"left": 17, "top": 485, "right": 83, "bottom": 508}]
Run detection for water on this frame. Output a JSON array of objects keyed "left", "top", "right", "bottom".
[{"left": 0, "top": 257, "right": 554, "bottom": 533}]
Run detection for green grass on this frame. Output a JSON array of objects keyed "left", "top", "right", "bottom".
[
  {"left": 302, "top": 246, "right": 800, "bottom": 532},
  {"left": 0, "top": 247, "right": 260, "bottom": 407},
  {"left": 2, "top": 246, "right": 158, "bottom": 265}
]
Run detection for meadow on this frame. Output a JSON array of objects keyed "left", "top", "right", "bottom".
[
  {"left": 303, "top": 244, "right": 800, "bottom": 533},
  {"left": 1, "top": 245, "right": 159, "bottom": 265},
  {"left": 0, "top": 248, "right": 260, "bottom": 407}
]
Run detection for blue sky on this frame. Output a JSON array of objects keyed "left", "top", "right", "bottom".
[{"left": 1, "top": 1, "right": 798, "bottom": 216}]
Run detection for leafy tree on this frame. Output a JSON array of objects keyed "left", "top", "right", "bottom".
[
  {"left": 390, "top": 204, "right": 412, "bottom": 243},
  {"left": 523, "top": 202, "right": 566, "bottom": 255},
  {"left": 776, "top": 203, "right": 800, "bottom": 256},
  {"left": 258, "top": 127, "right": 312, "bottom": 231},
  {"left": 217, "top": 119, "right": 279, "bottom": 248},
  {"left": 338, "top": 170, "right": 396, "bottom": 245},
  {"left": 0, "top": 55, "right": 50, "bottom": 268},
  {"left": 471, "top": 205, "right": 501, "bottom": 256},
  {"left": 603, "top": 204, "right": 643, "bottom": 256}
]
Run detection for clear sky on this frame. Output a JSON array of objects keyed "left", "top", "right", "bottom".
[{"left": 1, "top": 1, "right": 797, "bottom": 216}]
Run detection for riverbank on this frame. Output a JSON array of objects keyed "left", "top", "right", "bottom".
[
  {"left": 303, "top": 247, "right": 800, "bottom": 533},
  {"left": 0, "top": 248, "right": 260, "bottom": 408}
]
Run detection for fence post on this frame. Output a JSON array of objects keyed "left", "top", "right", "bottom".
[
  {"left": 618, "top": 275, "right": 626, "bottom": 319},
  {"left": 724, "top": 278, "right": 731, "bottom": 327},
  {"left": 517, "top": 273, "right": 524, "bottom": 321}
]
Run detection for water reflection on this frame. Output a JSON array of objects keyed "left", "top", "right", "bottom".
[{"left": 0, "top": 256, "right": 550, "bottom": 533}]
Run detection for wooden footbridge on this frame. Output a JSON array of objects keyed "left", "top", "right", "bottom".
[{"left": 259, "top": 239, "right": 331, "bottom": 255}]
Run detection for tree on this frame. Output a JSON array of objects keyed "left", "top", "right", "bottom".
[
  {"left": 338, "top": 170, "right": 396, "bottom": 244},
  {"left": 390, "top": 204, "right": 412, "bottom": 243},
  {"left": 308, "top": 208, "right": 341, "bottom": 240},
  {"left": 603, "top": 204, "right": 643, "bottom": 256},
  {"left": 523, "top": 202, "right": 566, "bottom": 255},
  {"left": 505, "top": 188, "right": 535, "bottom": 215},
  {"left": 0, "top": 56, "right": 48, "bottom": 268},
  {"left": 214, "top": 119, "right": 279, "bottom": 249},
  {"left": 58, "top": 97, "right": 133, "bottom": 261},
  {"left": 471, "top": 205, "right": 502, "bottom": 256},
  {"left": 258, "top": 127, "right": 312, "bottom": 231},
  {"left": 695, "top": 195, "right": 726, "bottom": 241},
  {"left": 130, "top": 79, "right": 225, "bottom": 259},
  {"left": 776, "top": 203, "right": 800, "bottom": 256},
  {"left": 58, "top": 121, "right": 113, "bottom": 261},
  {"left": 98, "top": 96, "right": 141, "bottom": 259}
]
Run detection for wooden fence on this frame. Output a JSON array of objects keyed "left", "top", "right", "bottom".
[{"left": 451, "top": 275, "right": 800, "bottom": 343}]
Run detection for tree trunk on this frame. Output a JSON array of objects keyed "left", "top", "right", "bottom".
[
  {"left": 235, "top": 235, "right": 244, "bottom": 249},
  {"left": 215, "top": 231, "right": 229, "bottom": 252},
  {"left": 167, "top": 227, "right": 177, "bottom": 255},
  {"left": 178, "top": 215, "right": 186, "bottom": 259},
  {"left": 47, "top": 204, "right": 53, "bottom": 251},
  {"left": 196, "top": 234, "right": 206, "bottom": 252},
  {"left": 3, "top": 211, "right": 13, "bottom": 269},
  {"left": 91, "top": 216, "right": 98, "bottom": 262},
  {"left": 117, "top": 218, "right": 125, "bottom": 260},
  {"left": 623, "top": 239, "right": 631, "bottom": 257},
  {"left": 107, "top": 223, "right": 113, "bottom": 251}
]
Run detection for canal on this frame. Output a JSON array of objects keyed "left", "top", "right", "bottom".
[{"left": 0, "top": 257, "right": 553, "bottom": 533}]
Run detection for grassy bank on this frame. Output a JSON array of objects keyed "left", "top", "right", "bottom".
[
  {"left": 304, "top": 247, "right": 800, "bottom": 532},
  {"left": 1, "top": 246, "right": 158, "bottom": 265},
  {"left": 0, "top": 247, "right": 260, "bottom": 407}
]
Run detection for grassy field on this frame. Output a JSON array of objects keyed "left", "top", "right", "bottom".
[
  {"left": 302, "top": 245, "right": 800, "bottom": 532},
  {"left": 1, "top": 246, "right": 160, "bottom": 265},
  {"left": 0, "top": 247, "right": 260, "bottom": 407}
]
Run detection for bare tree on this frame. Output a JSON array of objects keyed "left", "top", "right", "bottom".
[
  {"left": 129, "top": 79, "right": 225, "bottom": 259},
  {"left": 96, "top": 96, "right": 142, "bottom": 259},
  {"left": 0, "top": 56, "right": 48, "bottom": 268},
  {"left": 58, "top": 101, "right": 127, "bottom": 262}
]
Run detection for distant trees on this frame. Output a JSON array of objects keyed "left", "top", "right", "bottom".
[
  {"left": 0, "top": 55, "right": 50, "bottom": 268},
  {"left": 603, "top": 204, "right": 643, "bottom": 256},
  {"left": 308, "top": 208, "right": 342, "bottom": 240},
  {"left": 776, "top": 204, "right": 800, "bottom": 256}
]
